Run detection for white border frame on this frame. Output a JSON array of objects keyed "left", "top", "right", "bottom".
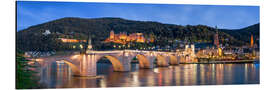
[{"left": 1, "top": 0, "right": 270, "bottom": 90}]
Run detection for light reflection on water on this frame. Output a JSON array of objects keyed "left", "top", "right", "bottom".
[{"left": 38, "top": 63, "right": 259, "bottom": 88}]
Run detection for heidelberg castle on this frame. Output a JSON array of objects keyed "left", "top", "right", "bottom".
[{"left": 104, "top": 30, "right": 154, "bottom": 44}]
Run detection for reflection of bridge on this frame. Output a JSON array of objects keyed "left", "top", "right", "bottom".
[{"left": 35, "top": 50, "right": 186, "bottom": 77}]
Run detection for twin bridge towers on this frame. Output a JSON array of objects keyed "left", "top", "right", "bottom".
[{"left": 37, "top": 50, "right": 188, "bottom": 77}]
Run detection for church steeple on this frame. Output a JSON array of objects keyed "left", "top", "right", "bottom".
[
  {"left": 215, "top": 26, "right": 218, "bottom": 33},
  {"left": 214, "top": 26, "right": 219, "bottom": 48},
  {"left": 250, "top": 34, "right": 254, "bottom": 48},
  {"left": 87, "top": 35, "right": 93, "bottom": 50}
]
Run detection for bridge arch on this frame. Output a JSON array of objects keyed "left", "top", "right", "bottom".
[
  {"left": 55, "top": 60, "right": 81, "bottom": 76},
  {"left": 97, "top": 55, "right": 125, "bottom": 71},
  {"left": 135, "top": 54, "right": 151, "bottom": 68},
  {"left": 156, "top": 55, "right": 169, "bottom": 67}
]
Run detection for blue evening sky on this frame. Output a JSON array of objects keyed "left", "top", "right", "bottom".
[{"left": 17, "top": 1, "right": 259, "bottom": 31}]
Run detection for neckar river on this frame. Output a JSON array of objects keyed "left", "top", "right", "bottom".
[{"left": 37, "top": 63, "right": 259, "bottom": 88}]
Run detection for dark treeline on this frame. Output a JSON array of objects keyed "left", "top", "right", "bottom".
[
  {"left": 16, "top": 17, "right": 259, "bottom": 51},
  {"left": 16, "top": 50, "right": 41, "bottom": 89}
]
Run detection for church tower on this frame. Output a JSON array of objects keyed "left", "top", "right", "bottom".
[
  {"left": 250, "top": 34, "right": 254, "bottom": 48},
  {"left": 214, "top": 26, "right": 219, "bottom": 48},
  {"left": 87, "top": 35, "right": 93, "bottom": 50}
]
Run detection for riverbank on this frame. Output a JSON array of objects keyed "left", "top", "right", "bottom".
[
  {"left": 181, "top": 59, "right": 259, "bottom": 64},
  {"left": 102, "top": 59, "right": 259, "bottom": 64}
]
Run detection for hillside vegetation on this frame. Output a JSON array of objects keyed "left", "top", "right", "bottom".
[{"left": 17, "top": 17, "right": 259, "bottom": 51}]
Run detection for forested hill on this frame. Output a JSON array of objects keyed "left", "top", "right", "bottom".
[{"left": 16, "top": 17, "right": 259, "bottom": 51}]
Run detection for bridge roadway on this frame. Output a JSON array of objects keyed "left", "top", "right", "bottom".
[{"left": 33, "top": 50, "right": 185, "bottom": 77}]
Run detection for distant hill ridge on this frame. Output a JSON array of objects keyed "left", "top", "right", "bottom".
[{"left": 17, "top": 17, "right": 259, "bottom": 51}]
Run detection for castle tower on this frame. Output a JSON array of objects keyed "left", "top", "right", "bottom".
[
  {"left": 110, "top": 30, "right": 115, "bottom": 40},
  {"left": 250, "top": 34, "right": 254, "bottom": 48},
  {"left": 185, "top": 44, "right": 189, "bottom": 51},
  {"left": 191, "top": 44, "right": 195, "bottom": 54},
  {"left": 214, "top": 26, "right": 219, "bottom": 48}
]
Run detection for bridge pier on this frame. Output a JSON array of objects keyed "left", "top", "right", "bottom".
[
  {"left": 79, "top": 54, "right": 97, "bottom": 77},
  {"left": 156, "top": 55, "right": 169, "bottom": 67},
  {"left": 169, "top": 55, "right": 181, "bottom": 65},
  {"left": 164, "top": 55, "right": 170, "bottom": 66},
  {"left": 118, "top": 54, "right": 131, "bottom": 71},
  {"left": 176, "top": 55, "right": 181, "bottom": 64},
  {"left": 142, "top": 55, "right": 155, "bottom": 69}
]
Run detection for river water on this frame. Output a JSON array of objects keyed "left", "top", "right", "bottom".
[{"left": 38, "top": 63, "right": 259, "bottom": 88}]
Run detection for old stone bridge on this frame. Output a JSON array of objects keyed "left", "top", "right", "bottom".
[{"left": 33, "top": 50, "right": 193, "bottom": 77}]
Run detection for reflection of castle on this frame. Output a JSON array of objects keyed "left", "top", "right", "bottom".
[{"left": 105, "top": 30, "right": 154, "bottom": 44}]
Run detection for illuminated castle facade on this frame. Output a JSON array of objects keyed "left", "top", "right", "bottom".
[{"left": 105, "top": 30, "right": 154, "bottom": 44}]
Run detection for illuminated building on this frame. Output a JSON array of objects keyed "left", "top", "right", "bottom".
[
  {"left": 105, "top": 30, "right": 153, "bottom": 44},
  {"left": 119, "top": 32, "right": 128, "bottom": 40},
  {"left": 110, "top": 30, "right": 115, "bottom": 39},
  {"left": 42, "top": 30, "right": 51, "bottom": 36},
  {"left": 196, "top": 47, "right": 224, "bottom": 59},
  {"left": 250, "top": 34, "right": 254, "bottom": 48},
  {"left": 58, "top": 38, "right": 86, "bottom": 43},
  {"left": 149, "top": 34, "right": 155, "bottom": 43},
  {"left": 136, "top": 33, "right": 145, "bottom": 43},
  {"left": 218, "top": 48, "right": 223, "bottom": 56}
]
